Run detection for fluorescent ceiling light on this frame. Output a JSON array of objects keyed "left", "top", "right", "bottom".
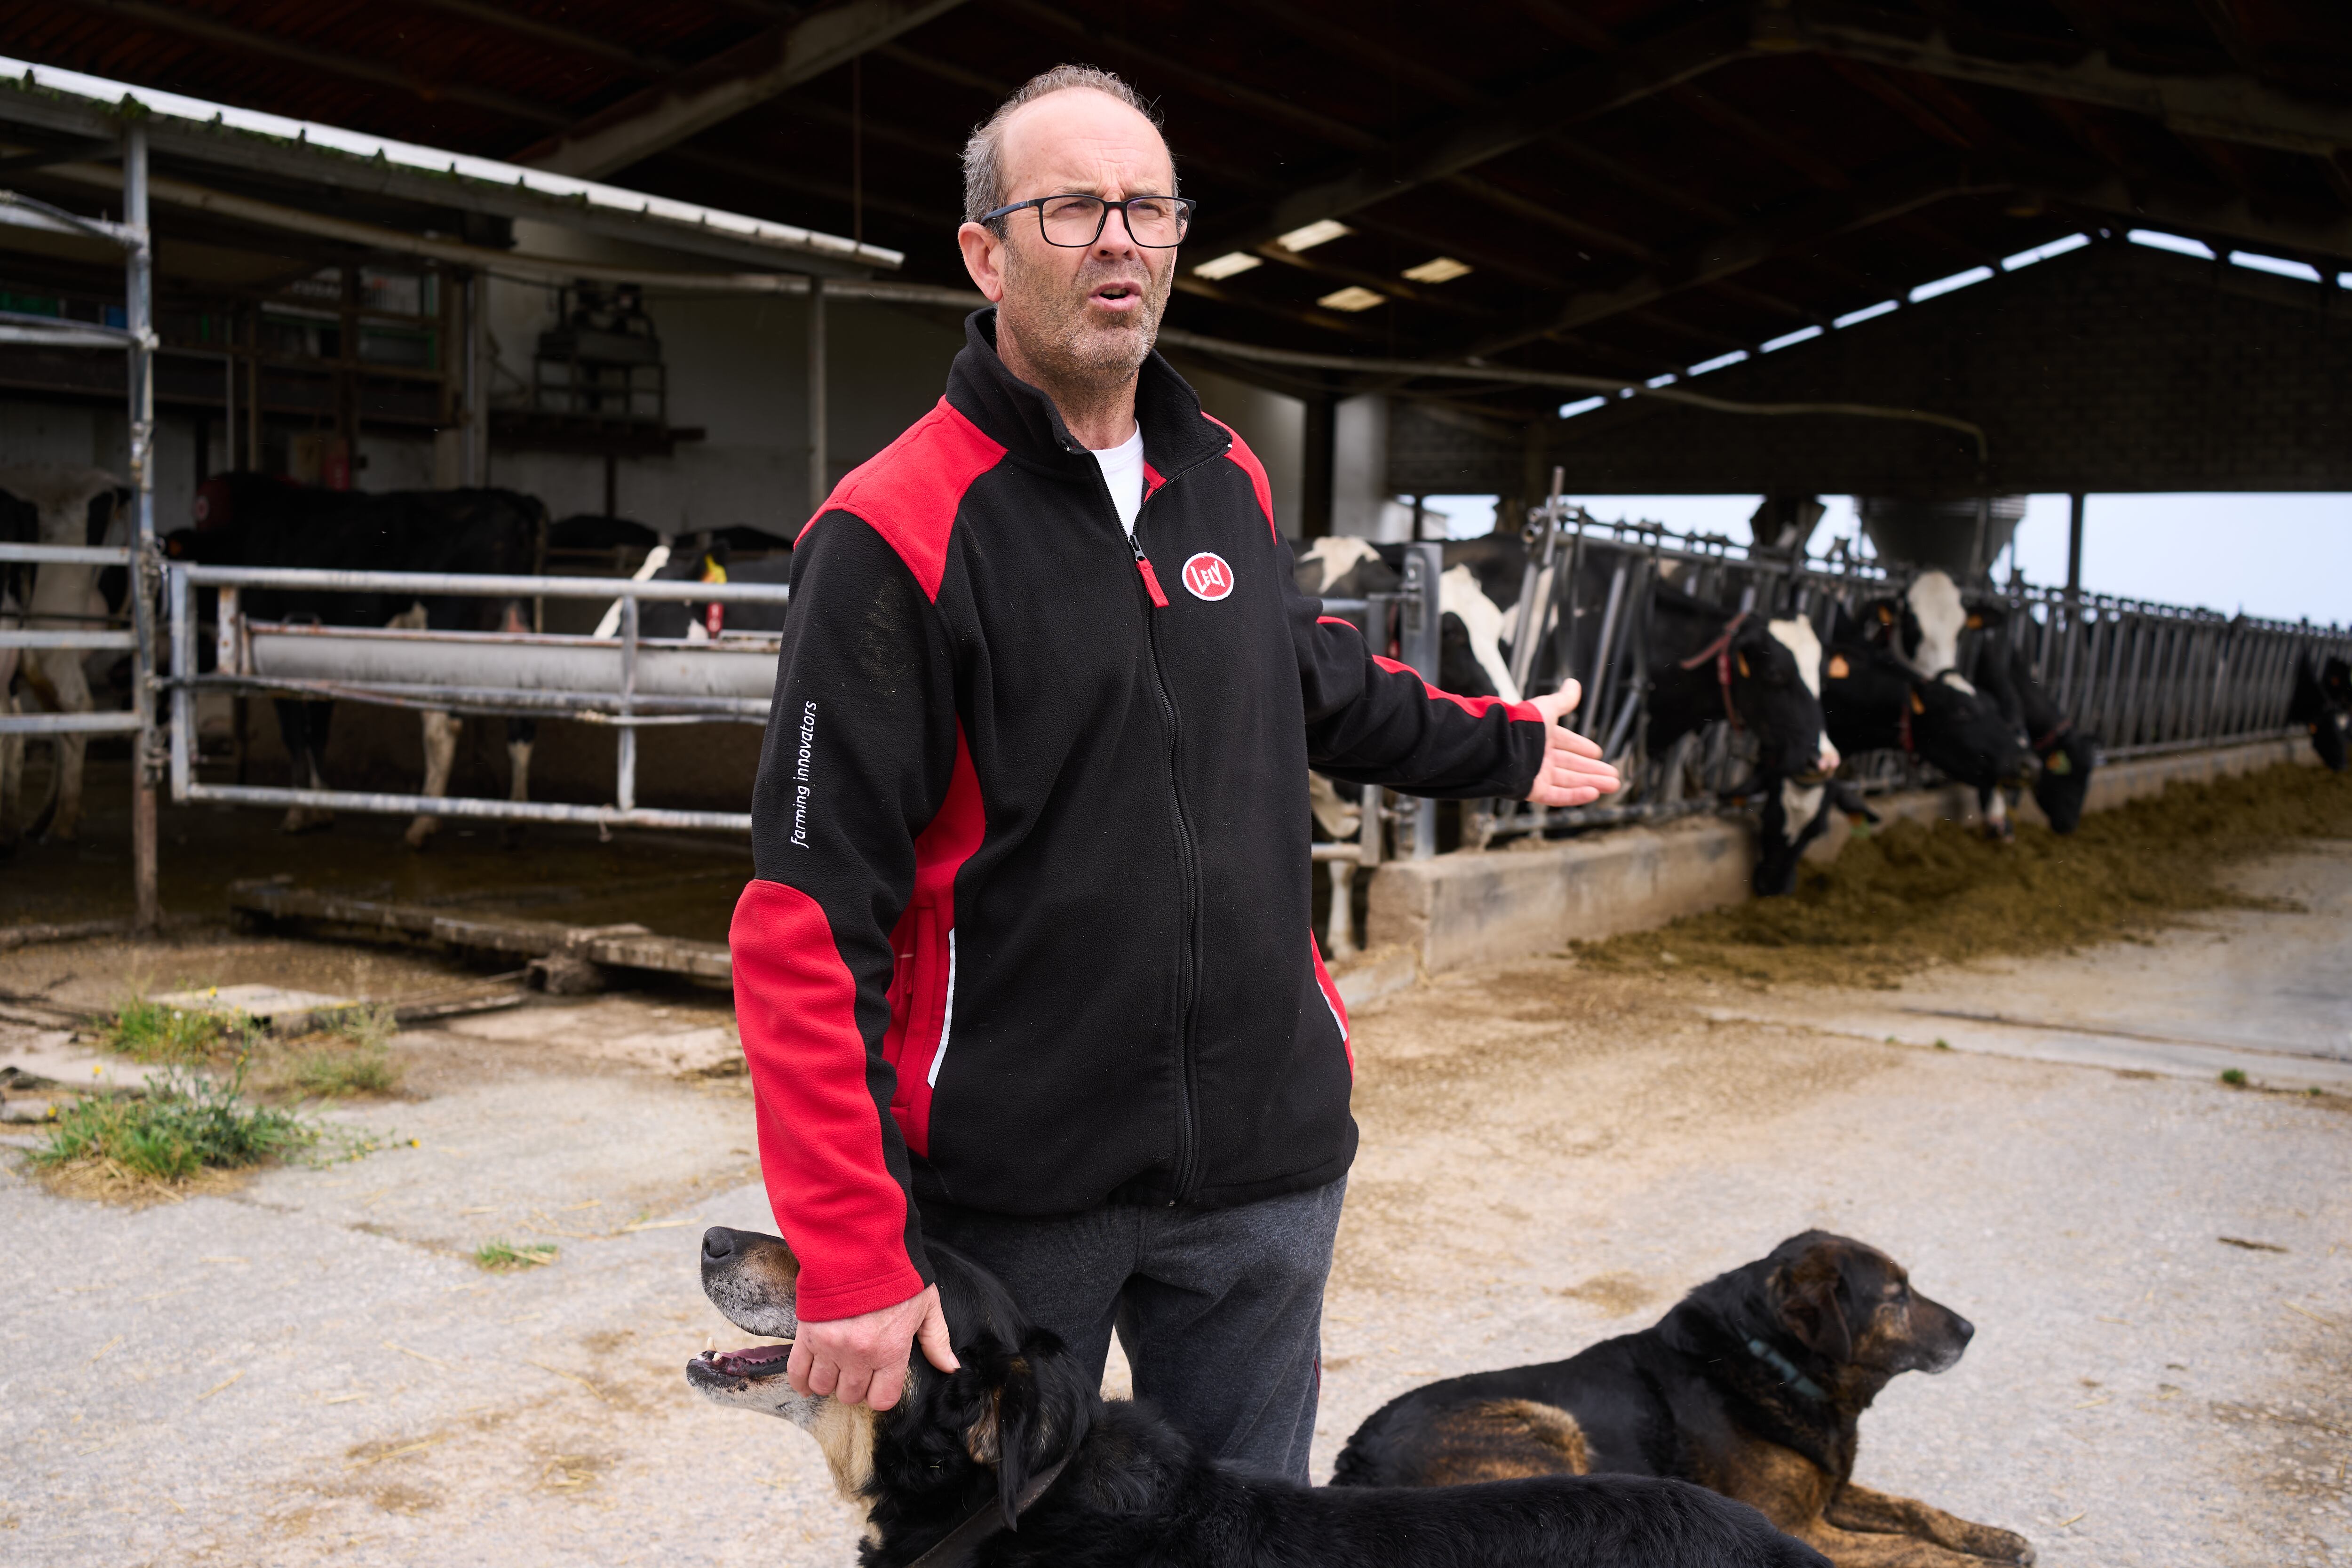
[
  {"left": 2229, "top": 250, "right": 2321, "bottom": 282},
  {"left": 1761, "top": 324, "right": 1823, "bottom": 352},
  {"left": 1192, "top": 251, "right": 1263, "bottom": 281},
  {"left": 1645, "top": 372, "right": 1678, "bottom": 388},
  {"left": 1558, "top": 396, "right": 1607, "bottom": 418},
  {"left": 2128, "top": 229, "right": 2213, "bottom": 260},
  {"left": 1909, "top": 266, "right": 1993, "bottom": 303},
  {"left": 1316, "top": 285, "right": 1386, "bottom": 312},
  {"left": 1686, "top": 350, "right": 1749, "bottom": 376},
  {"left": 2342, "top": 272, "right": 2352, "bottom": 289},
  {"left": 1401, "top": 256, "right": 1472, "bottom": 284},
  {"left": 1833, "top": 299, "right": 1898, "bottom": 327},
  {"left": 2001, "top": 233, "right": 2089, "bottom": 271},
  {"left": 1278, "top": 218, "right": 1353, "bottom": 253},
  {"left": 0, "top": 55, "right": 892, "bottom": 266}
]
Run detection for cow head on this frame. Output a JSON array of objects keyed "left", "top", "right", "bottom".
[
  {"left": 1860, "top": 570, "right": 1970, "bottom": 681},
  {"left": 2290, "top": 655, "right": 2350, "bottom": 773}
]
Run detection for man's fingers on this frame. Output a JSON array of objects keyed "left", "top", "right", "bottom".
[
  {"left": 1551, "top": 725, "right": 1605, "bottom": 760},
  {"left": 832, "top": 1361, "right": 874, "bottom": 1408},
  {"left": 914, "top": 1292, "right": 961, "bottom": 1374},
  {"left": 786, "top": 1338, "right": 816, "bottom": 1398},
  {"left": 803, "top": 1351, "right": 840, "bottom": 1399},
  {"left": 865, "top": 1363, "right": 908, "bottom": 1412}
]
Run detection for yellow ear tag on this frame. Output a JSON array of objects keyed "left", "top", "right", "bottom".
[
  {"left": 1966, "top": 613, "right": 1982, "bottom": 629},
  {"left": 700, "top": 556, "right": 728, "bottom": 585},
  {"left": 2045, "top": 751, "right": 2072, "bottom": 775},
  {"left": 1909, "top": 691, "right": 1926, "bottom": 715},
  {"left": 1736, "top": 652, "right": 1750, "bottom": 678},
  {"left": 1878, "top": 606, "right": 1894, "bottom": 623},
  {"left": 1827, "top": 653, "right": 1850, "bottom": 680}
]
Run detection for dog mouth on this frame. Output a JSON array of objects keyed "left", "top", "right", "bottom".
[{"left": 688, "top": 1340, "right": 795, "bottom": 1389}]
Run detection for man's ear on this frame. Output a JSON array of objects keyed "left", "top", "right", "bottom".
[
  {"left": 957, "top": 222, "right": 1009, "bottom": 303},
  {"left": 1776, "top": 1259, "right": 1855, "bottom": 1364}
]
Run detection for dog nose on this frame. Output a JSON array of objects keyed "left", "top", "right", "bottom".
[
  {"left": 1949, "top": 1312, "right": 1975, "bottom": 1345},
  {"left": 702, "top": 1227, "right": 736, "bottom": 1262}
]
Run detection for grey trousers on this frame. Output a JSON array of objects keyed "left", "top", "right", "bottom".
[{"left": 920, "top": 1177, "right": 1345, "bottom": 1484}]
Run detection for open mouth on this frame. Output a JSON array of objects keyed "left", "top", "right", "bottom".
[
  {"left": 688, "top": 1340, "right": 794, "bottom": 1388},
  {"left": 1090, "top": 279, "right": 1142, "bottom": 309}
]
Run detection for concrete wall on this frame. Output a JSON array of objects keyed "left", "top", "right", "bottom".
[{"left": 1365, "top": 736, "right": 2318, "bottom": 975}]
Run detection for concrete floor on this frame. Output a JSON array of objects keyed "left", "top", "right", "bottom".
[{"left": 1, "top": 844, "right": 2347, "bottom": 1567}]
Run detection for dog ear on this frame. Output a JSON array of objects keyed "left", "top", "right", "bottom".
[
  {"left": 965, "top": 1336, "right": 1093, "bottom": 1529},
  {"left": 1778, "top": 1260, "right": 1855, "bottom": 1365}
]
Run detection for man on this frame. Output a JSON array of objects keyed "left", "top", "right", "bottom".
[{"left": 730, "top": 63, "right": 1618, "bottom": 1482}]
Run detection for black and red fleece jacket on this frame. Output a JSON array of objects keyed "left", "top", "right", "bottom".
[{"left": 730, "top": 310, "right": 1548, "bottom": 1321}]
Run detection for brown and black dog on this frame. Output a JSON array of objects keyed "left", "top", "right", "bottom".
[
  {"left": 1333, "top": 1232, "right": 2033, "bottom": 1568},
  {"left": 688, "top": 1226, "right": 1831, "bottom": 1568}
]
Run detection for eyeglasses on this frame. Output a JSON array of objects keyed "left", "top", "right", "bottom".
[{"left": 981, "top": 194, "right": 1195, "bottom": 248}]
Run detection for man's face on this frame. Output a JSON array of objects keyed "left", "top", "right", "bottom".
[{"left": 959, "top": 89, "right": 1179, "bottom": 392}]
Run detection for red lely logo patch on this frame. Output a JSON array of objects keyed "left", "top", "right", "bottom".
[{"left": 1180, "top": 552, "right": 1235, "bottom": 602}]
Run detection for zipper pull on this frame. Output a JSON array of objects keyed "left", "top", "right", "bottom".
[{"left": 1130, "top": 533, "right": 1170, "bottom": 608}]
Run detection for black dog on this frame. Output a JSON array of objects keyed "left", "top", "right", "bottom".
[
  {"left": 1334, "top": 1232, "right": 2032, "bottom": 1568},
  {"left": 687, "top": 1226, "right": 1828, "bottom": 1568}
]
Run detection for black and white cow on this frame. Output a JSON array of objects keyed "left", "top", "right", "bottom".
[
  {"left": 1823, "top": 606, "right": 2028, "bottom": 837},
  {"left": 2289, "top": 653, "right": 2351, "bottom": 772},
  {"left": 1970, "top": 638, "right": 2100, "bottom": 833},
  {"left": 1644, "top": 583, "right": 1841, "bottom": 896},
  {"left": 637, "top": 539, "right": 793, "bottom": 641},
  {"left": 174, "top": 473, "right": 547, "bottom": 846},
  {"left": 1858, "top": 573, "right": 2033, "bottom": 837},
  {"left": 0, "top": 466, "right": 133, "bottom": 844}
]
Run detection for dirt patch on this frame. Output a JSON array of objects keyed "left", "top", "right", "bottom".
[
  {"left": 1548, "top": 1271, "right": 1660, "bottom": 1315},
  {"left": 1575, "top": 763, "right": 2352, "bottom": 987}
]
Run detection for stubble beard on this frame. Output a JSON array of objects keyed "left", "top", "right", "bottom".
[{"left": 997, "top": 244, "right": 1173, "bottom": 419}]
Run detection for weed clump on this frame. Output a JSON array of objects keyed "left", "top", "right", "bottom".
[
  {"left": 475, "top": 1239, "right": 558, "bottom": 1271},
  {"left": 100, "top": 997, "right": 256, "bottom": 1063},
  {"left": 31, "top": 1061, "right": 317, "bottom": 1191}
]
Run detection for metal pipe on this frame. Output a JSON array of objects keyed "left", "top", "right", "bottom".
[
  {"left": 0, "top": 711, "right": 146, "bottom": 735},
  {"left": 617, "top": 595, "right": 639, "bottom": 813},
  {"left": 183, "top": 780, "right": 752, "bottom": 833},
  {"left": 0, "top": 629, "right": 139, "bottom": 650},
  {"left": 169, "top": 563, "right": 193, "bottom": 802},
  {"left": 182, "top": 565, "right": 793, "bottom": 601},
  {"left": 175, "top": 673, "right": 771, "bottom": 718},
  {"left": 465, "top": 269, "right": 486, "bottom": 486},
  {"left": 1403, "top": 541, "right": 1444, "bottom": 859},
  {"left": 125, "top": 115, "right": 160, "bottom": 935},
  {"left": 0, "top": 543, "right": 134, "bottom": 565}
]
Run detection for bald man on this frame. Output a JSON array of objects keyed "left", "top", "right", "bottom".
[{"left": 729, "top": 63, "right": 1618, "bottom": 1481}]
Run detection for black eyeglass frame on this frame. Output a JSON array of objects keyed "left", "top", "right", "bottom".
[{"left": 980, "top": 194, "right": 1196, "bottom": 248}]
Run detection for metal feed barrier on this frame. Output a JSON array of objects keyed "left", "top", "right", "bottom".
[
  {"left": 165, "top": 565, "right": 794, "bottom": 833},
  {"left": 1460, "top": 495, "right": 2352, "bottom": 850}
]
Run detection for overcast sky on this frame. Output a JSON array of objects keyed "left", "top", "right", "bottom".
[{"left": 1422, "top": 493, "right": 2351, "bottom": 628}]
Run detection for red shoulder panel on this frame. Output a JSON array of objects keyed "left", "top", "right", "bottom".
[
  {"left": 1202, "top": 413, "right": 1277, "bottom": 541},
  {"left": 800, "top": 398, "right": 1006, "bottom": 601}
]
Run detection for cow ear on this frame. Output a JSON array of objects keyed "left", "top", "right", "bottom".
[{"left": 1826, "top": 653, "right": 1850, "bottom": 681}]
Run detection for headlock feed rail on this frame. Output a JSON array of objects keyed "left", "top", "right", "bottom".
[{"left": 165, "top": 564, "right": 794, "bottom": 833}]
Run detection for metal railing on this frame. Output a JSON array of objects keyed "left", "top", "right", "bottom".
[{"left": 164, "top": 563, "right": 793, "bottom": 833}]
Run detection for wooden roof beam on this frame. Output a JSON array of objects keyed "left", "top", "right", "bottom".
[
  {"left": 1468, "top": 157, "right": 2008, "bottom": 358},
  {"left": 1193, "top": 7, "right": 1754, "bottom": 260},
  {"left": 513, "top": 0, "right": 972, "bottom": 178},
  {"left": 1768, "top": 4, "right": 2352, "bottom": 159},
  {"left": 72, "top": 0, "right": 571, "bottom": 128}
]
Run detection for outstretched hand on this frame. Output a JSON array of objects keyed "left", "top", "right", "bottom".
[
  {"left": 788, "top": 1283, "right": 958, "bottom": 1411},
  {"left": 1523, "top": 679, "right": 1622, "bottom": 807}
]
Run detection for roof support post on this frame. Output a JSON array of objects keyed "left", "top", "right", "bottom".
[
  {"left": 808, "top": 274, "right": 828, "bottom": 514},
  {"left": 124, "top": 115, "right": 159, "bottom": 934},
  {"left": 2067, "top": 493, "right": 2086, "bottom": 599}
]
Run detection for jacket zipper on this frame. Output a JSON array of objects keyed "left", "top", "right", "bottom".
[{"left": 1123, "top": 496, "right": 1204, "bottom": 1203}]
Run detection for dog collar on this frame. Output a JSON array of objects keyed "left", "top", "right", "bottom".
[
  {"left": 1746, "top": 1337, "right": 1829, "bottom": 1402},
  {"left": 903, "top": 1452, "right": 1072, "bottom": 1568}
]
